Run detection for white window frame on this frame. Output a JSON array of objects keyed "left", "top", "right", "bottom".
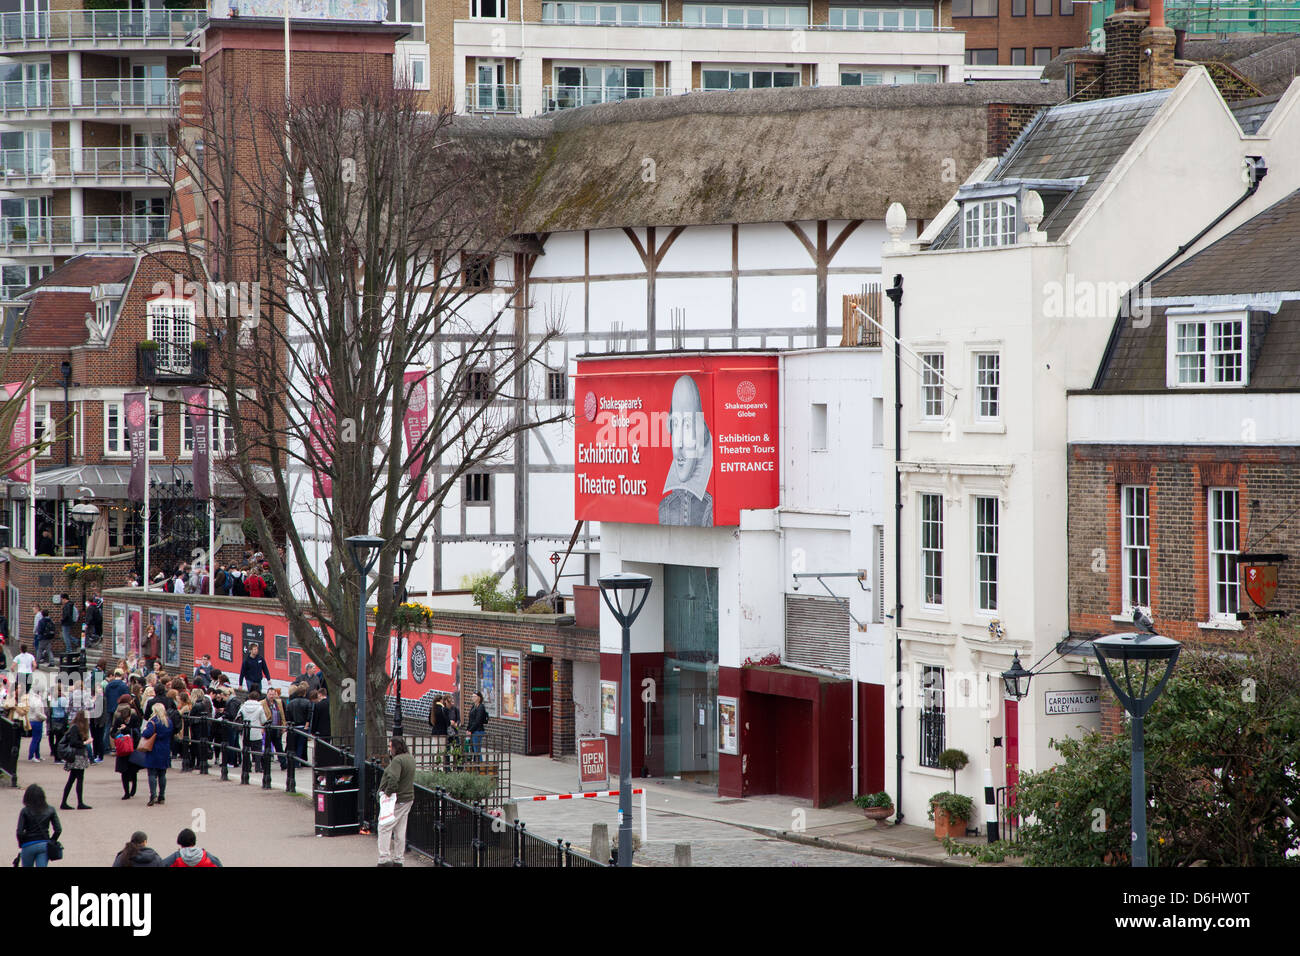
[
  {"left": 962, "top": 197, "right": 1017, "bottom": 249},
  {"left": 920, "top": 352, "right": 944, "bottom": 420},
  {"left": 34, "top": 401, "right": 51, "bottom": 457},
  {"left": 182, "top": 398, "right": 237, "bottom": 458},
  {"left": 974, "top": 495, "right": 998, "bottom": 613},
  {"left": 1165, "top": 309, "right": 1247, "bottom": 388},
  {"left": 920, "top": 492, "right": 944, "bottom": 609},
  {"left": 828, "top": 6, "right": 936, "bottom": 30},
  {"left": 1121, "top": 485, "right": 1150, "bottom": 615},
  {"left": 974, "top": 352, "right": 1000, "bottom": 421},
  {"left": 105, "top": 400, "right": 161, "bottom": 458},
  {"left": 1208, "top": 487, "right": 1239, "bottom": 621},
  {"left": 147, "top": 297, "right": 196, "bottom": 374},
  {"left": 471, "top": 0, "right": 508, "bottom": 18},
  {"left": 700, "top": 65, "right": 802, "bottom": 90},
  {"left": 684, "top": 4, "right": 809, "bottom": 27}
]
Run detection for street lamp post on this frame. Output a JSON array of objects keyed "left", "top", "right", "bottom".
[
  {"left": 597, "top": 571, "right": 652, "bottom": 868},
  {"left": 393, "top": 536, "right": 418, "bottom": 738},
  {"left": 1092, "top": 632, "right": 1181, "bottom": 868},
  {"left": 345, "top": 534, "right": 385, "bottom": 830}
]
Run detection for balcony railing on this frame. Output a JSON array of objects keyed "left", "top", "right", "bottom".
[
  {"left": 1, "top": 214, "right": 169, "bottom": 251},
  {"left": 0, "top": 9, "right": 206, "bottom": 47},
  {"left": 0, "top": 146, "right": 174, "bottom": 184},
  {"left": 465, "top": 84, "right": 523, "bottom": 113},
  {"left": 534, "top": 14, "right": 950, "bottom": 30},
  {"left": 1090, "top": 0, "right": 1300, "bottom": 34},
  {"left": 543, "top": 84, "right": 670, "bottom": 111},
  {"left": 138, "top": 341, "right": 207, "bottom": 383},
  {"left": 0, "top": 78, "right": 178, "bottom": 115}
]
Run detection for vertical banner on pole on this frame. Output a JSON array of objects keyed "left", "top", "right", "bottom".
[
  {"left": 125, "top": 392, "right": 149, "bottom": 502},
  {"left": 3, "top": 382, "right": 33, "bottom": 482},
  {"left": 182, "top": 386, "right": 210, "bottom": 500},
  {"left": 308, "top": 374, "right": 334, "bottom": 498},
  {"left": 402, "top": 369, "right": 431, "bottom": 501}
]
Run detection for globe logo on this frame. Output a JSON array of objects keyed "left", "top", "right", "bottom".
[
  {"left": 736, "top": 381, "right": 756, "bottom": 403},
  {"left": 411, "top": 642, "right": 428, "bottom": 683},
  {"left": 583, "top": 391, "right": 597, "bottom": 422}
]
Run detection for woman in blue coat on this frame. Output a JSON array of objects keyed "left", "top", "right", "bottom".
[{"left": 140, "top": 702, "right": 173, "bottom": 807}]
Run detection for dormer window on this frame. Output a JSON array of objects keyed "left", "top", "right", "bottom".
[
  {"left": 962, "top": 197, "right": 1016, "bottom": 249},
  {"left": 1166, "top": 309, "right": 1246, "bottom": 387}
]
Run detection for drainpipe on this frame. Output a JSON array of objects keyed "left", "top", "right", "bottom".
[
  {"left": 1092, "top": 156, "right": 1267, "bottom": 389},
  {"left": 885, "top": 273, "right": 904, "bottom": 823}
]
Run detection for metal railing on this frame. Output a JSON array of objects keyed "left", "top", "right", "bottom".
[
  {"left": 995, "top": 785, "right": 1022, "bottom": 844},
  {"left": 1, "top": 215, "right": 169, "bottom": 251},
  {"left": 543, "top": 84, "right": 670, "bottom": 111},
  {"left": 0, "top": 146, "right": 173, "bottom": 184},
  {"left": 533, "top": 14, "right": 951, "bottom": 31},
  {"left": 0, "top": 9, "right": 206, "bottom": 47},
  {"left": 0, "top": 78, "right": 178, "bottom": 114},
  {"left": 172, "top": 714, "right": 600, "bottom": 866},
  {"left": 465, "top": 84, "right": 522, "bottom": 114}
]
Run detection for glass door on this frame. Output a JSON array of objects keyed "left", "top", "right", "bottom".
[
  {"left": 22, "top": 61, "right": 49, "bottom": 109},
  {"left": 132, "top": 130, "right": 167, "bottom": 174},
  {"left": 476, "top": 60, "right": 505, "bottom": 111},
  {"left": 131, "top": 62, "right": 167, "bottom": 105}
]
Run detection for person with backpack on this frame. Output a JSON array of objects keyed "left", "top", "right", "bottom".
[
  {"left": 245, "top": 565, "right": 266, "bottom": 598},
  {"left": 111, "top": 700, "right": 141, "bottom": 800},
  {"left": 161, "top": 828, "right": 223, "bottom": 867},
  {"left": 58, "top": 711, "right": 92, "bottom": 810},
  {"left": 59, "top": 595, "right": 79, "bottom": 654},
  {"left": 36, "top": 610, "right": 56, "bottom": 666},
  {"left": 15, "top": 784, "right": 61, "bottom": 868},
  {"left": 83, "top": 598, "right": 103, "bottom": 647},
  {"left": 47, "top": 683, "right": 69, "bottom": 761}
]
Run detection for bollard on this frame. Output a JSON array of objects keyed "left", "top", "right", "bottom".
[
  {"left": 983, "top": 767, "right": 999, "bottom": 843},
  {"left": 503, "top": 801, "right": 519, "bottom": 825},
  {"left": 239, "top": 721, "right": 252, "bottom": 785},
  {"left": 674, "top": 843, "right": 692, "bottom": 867},
  {"left": 591, "top": 822, "right": 610, "bottom": 865}
]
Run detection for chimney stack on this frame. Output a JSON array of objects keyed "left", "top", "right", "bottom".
[
  {"left": 1140, "top": 0, "right": 1178, "bottom": 92},
  {"left": 1104, "top": 0, "right": 1178, "bottom": 97}
]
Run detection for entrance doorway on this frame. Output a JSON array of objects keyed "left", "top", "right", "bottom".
[
  {"left": 661, "top": 564, "right": 719, "bottom": 787},
  {"left": 526, "top": 656, "right": 552, "bottom": 756}
]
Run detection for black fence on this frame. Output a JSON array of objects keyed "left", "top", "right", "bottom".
[
  {"left": 0, "top": 715, "right": 18, "bottom": 787},
  {"left": 171, "top": 715, "right": 600, "bottom": 867},
  {"left": 995, "top": 786, "right": 1022, "bottom": 845}
]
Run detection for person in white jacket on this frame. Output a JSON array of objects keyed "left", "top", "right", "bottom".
[{"left": 238, "top": 690, "right": 266, "bottom": 743}]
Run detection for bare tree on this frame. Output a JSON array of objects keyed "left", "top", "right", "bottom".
[{"left": 160, "top": 71, "right": 563, "bottom": 749}]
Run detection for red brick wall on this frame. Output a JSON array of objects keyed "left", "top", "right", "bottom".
[
  {"left": 956, "top": 0, "right": 1090, "bottom": 65},
  {"left": 1069, "top": 443, "right": 1295, "bottom": 648},
  {"left": 986, "top": 102, "right": 1043, "bottom": 157}
]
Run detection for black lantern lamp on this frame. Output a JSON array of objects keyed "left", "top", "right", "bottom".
[
  {"left": 598, "top": 571, "right": 652, "bottom": 868},
  {"left": 1092, "top": 631, "right": 1181, "bottom": 869},
  {"left": 1000, "top": 651, "right": 1034, "bottom": 701}
]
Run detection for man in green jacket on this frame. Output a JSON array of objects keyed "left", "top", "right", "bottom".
[{"left": 377, "top": 736, "right": 416, "bottom": 867}]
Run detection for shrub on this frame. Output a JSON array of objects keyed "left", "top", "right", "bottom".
[
  {"left": 415, "top": 770, "right": 496, "bottom": 805},
  {"left": 853, "top": 791, "right": 894, "bottom": 809},
  {"left": 928, "top": 791, "right": 974, "bottom": 822}
]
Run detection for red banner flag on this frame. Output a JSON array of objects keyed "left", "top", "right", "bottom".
[
  {"left": 125, "top": 391, "right": 149, "bottom": 502},
  {"left": 3, "top": 382, "right": 33, "bottom": 482},
  {"left": 308, "top": 375, "right": 334, "bottom": 499},
  {"left": 403, "top": 369, "right": 431, "bottom": 501},
  {"left": 182, "top": 386, "right": 210, "bottom": 500}
]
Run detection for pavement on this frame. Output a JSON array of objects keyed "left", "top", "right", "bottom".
[
  {"left": 0, "top": 753, "right": 430, "bottom": 868},
  {"left": 505, "top": 754, "right": 990, "bottom": 867},
  {"left": 0, "top": 745, "right": 995, "bottom": 867}
]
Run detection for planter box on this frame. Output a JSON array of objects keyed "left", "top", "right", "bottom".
[{"left": 933, "top": 808, "right": 969, "bottom": 841}]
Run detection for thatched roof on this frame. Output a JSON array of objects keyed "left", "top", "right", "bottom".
[{"left": 445, "top": 83, "right": 1065, "bottom": 234}]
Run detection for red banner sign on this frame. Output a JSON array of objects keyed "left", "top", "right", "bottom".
[
  {"left": 3, "top": 383, "right": 32, "bottom": 482},
  {"left": 574, "top": 354, "right": 779, "bottom": 526},
  {"left": 578, "top": 736, "right": 609, "bottom": 789},
  {"left": 402, "top": 369, "right": 431, "bottom": 501},
  {"left": 308, "top": 375, "right": 334, "bottom": 499},
  {"left": 125, "top": 391, "right": 148, "bottom": 502},
  {"left": 182, "top": 386, "right": 210, "bottom": 500}
]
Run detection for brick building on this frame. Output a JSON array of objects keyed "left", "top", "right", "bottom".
[
  {"left": 955, "top": 0, "right": 1089, "bottom": 71},
  {"left": 0, "top": 245, "right": 255, "bottom": 637},
  {"left": 1069, "top": 186, "right": 1300, "bottom": 652}
]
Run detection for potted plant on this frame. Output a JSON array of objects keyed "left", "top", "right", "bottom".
[
  {"left": 63, "top": 562, "right": 81, "bottom": 584},
  {"left": 937, "top": 747, "right": 969, "bottom": 793},
  {"left": 79, "top": 563, "right": 105, "bottom": 586},
  {"left": 929, "top": 792, "right": 974, "bottom": 841},
  {"left": 190, "top": 340, "right": 209, "bottom": 378},
  {"left": 393, "top": 601, "right": 431, "bottom": 631},
  {"left": 138, "top": 340, "right": 159, "bottom": 381},
  {"left": 853, "top": 791, "right": 894, "bottom": 822}
]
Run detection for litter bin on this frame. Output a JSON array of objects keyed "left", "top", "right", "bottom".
[{"left": 314, "top": 766, "right": 360, "bottom": 836}]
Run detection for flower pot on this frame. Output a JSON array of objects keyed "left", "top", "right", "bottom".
[
  {"left": 862, "top": 805, "right": 893, "bottom": 822},
  {"left": 933, "top": 808, "right": 969, "bottom": 840}
]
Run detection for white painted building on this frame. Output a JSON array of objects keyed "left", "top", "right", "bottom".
[
  {"left": 590, "top": 346, "right": 888, "bottom": 802},
  {"left": 879, "top": 66, "right": 1300, "bottom": 827}
]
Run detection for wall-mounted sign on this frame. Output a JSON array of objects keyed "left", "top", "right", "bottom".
[
  {"left": 501, "top": 651, "right": 522, "bottom": 721},
  {"left": 717, "top": 696, "right": 739, "bottom": 755},
  {"left": 600, "top": 680, "right": 618, "bottom": 734},
  {"left": 574, "top": 354, "right": 780, "bottom": 527},
  {"left": 1044, "top": 690, "right": 1100, "bottom": 716},
  {"left": 478, "top": 649, "right": 498, "bottom": 716}
]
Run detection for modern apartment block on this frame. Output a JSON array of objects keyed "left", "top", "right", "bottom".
[
  {"left": 406, "top": 0, "right": 965, "bottom": 117},
  {"left": 0, "top": 2, "right": 205, "bottom": 298},
  {"left": 955, "top": 0, "right": 1088, "bottom": 72}
]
